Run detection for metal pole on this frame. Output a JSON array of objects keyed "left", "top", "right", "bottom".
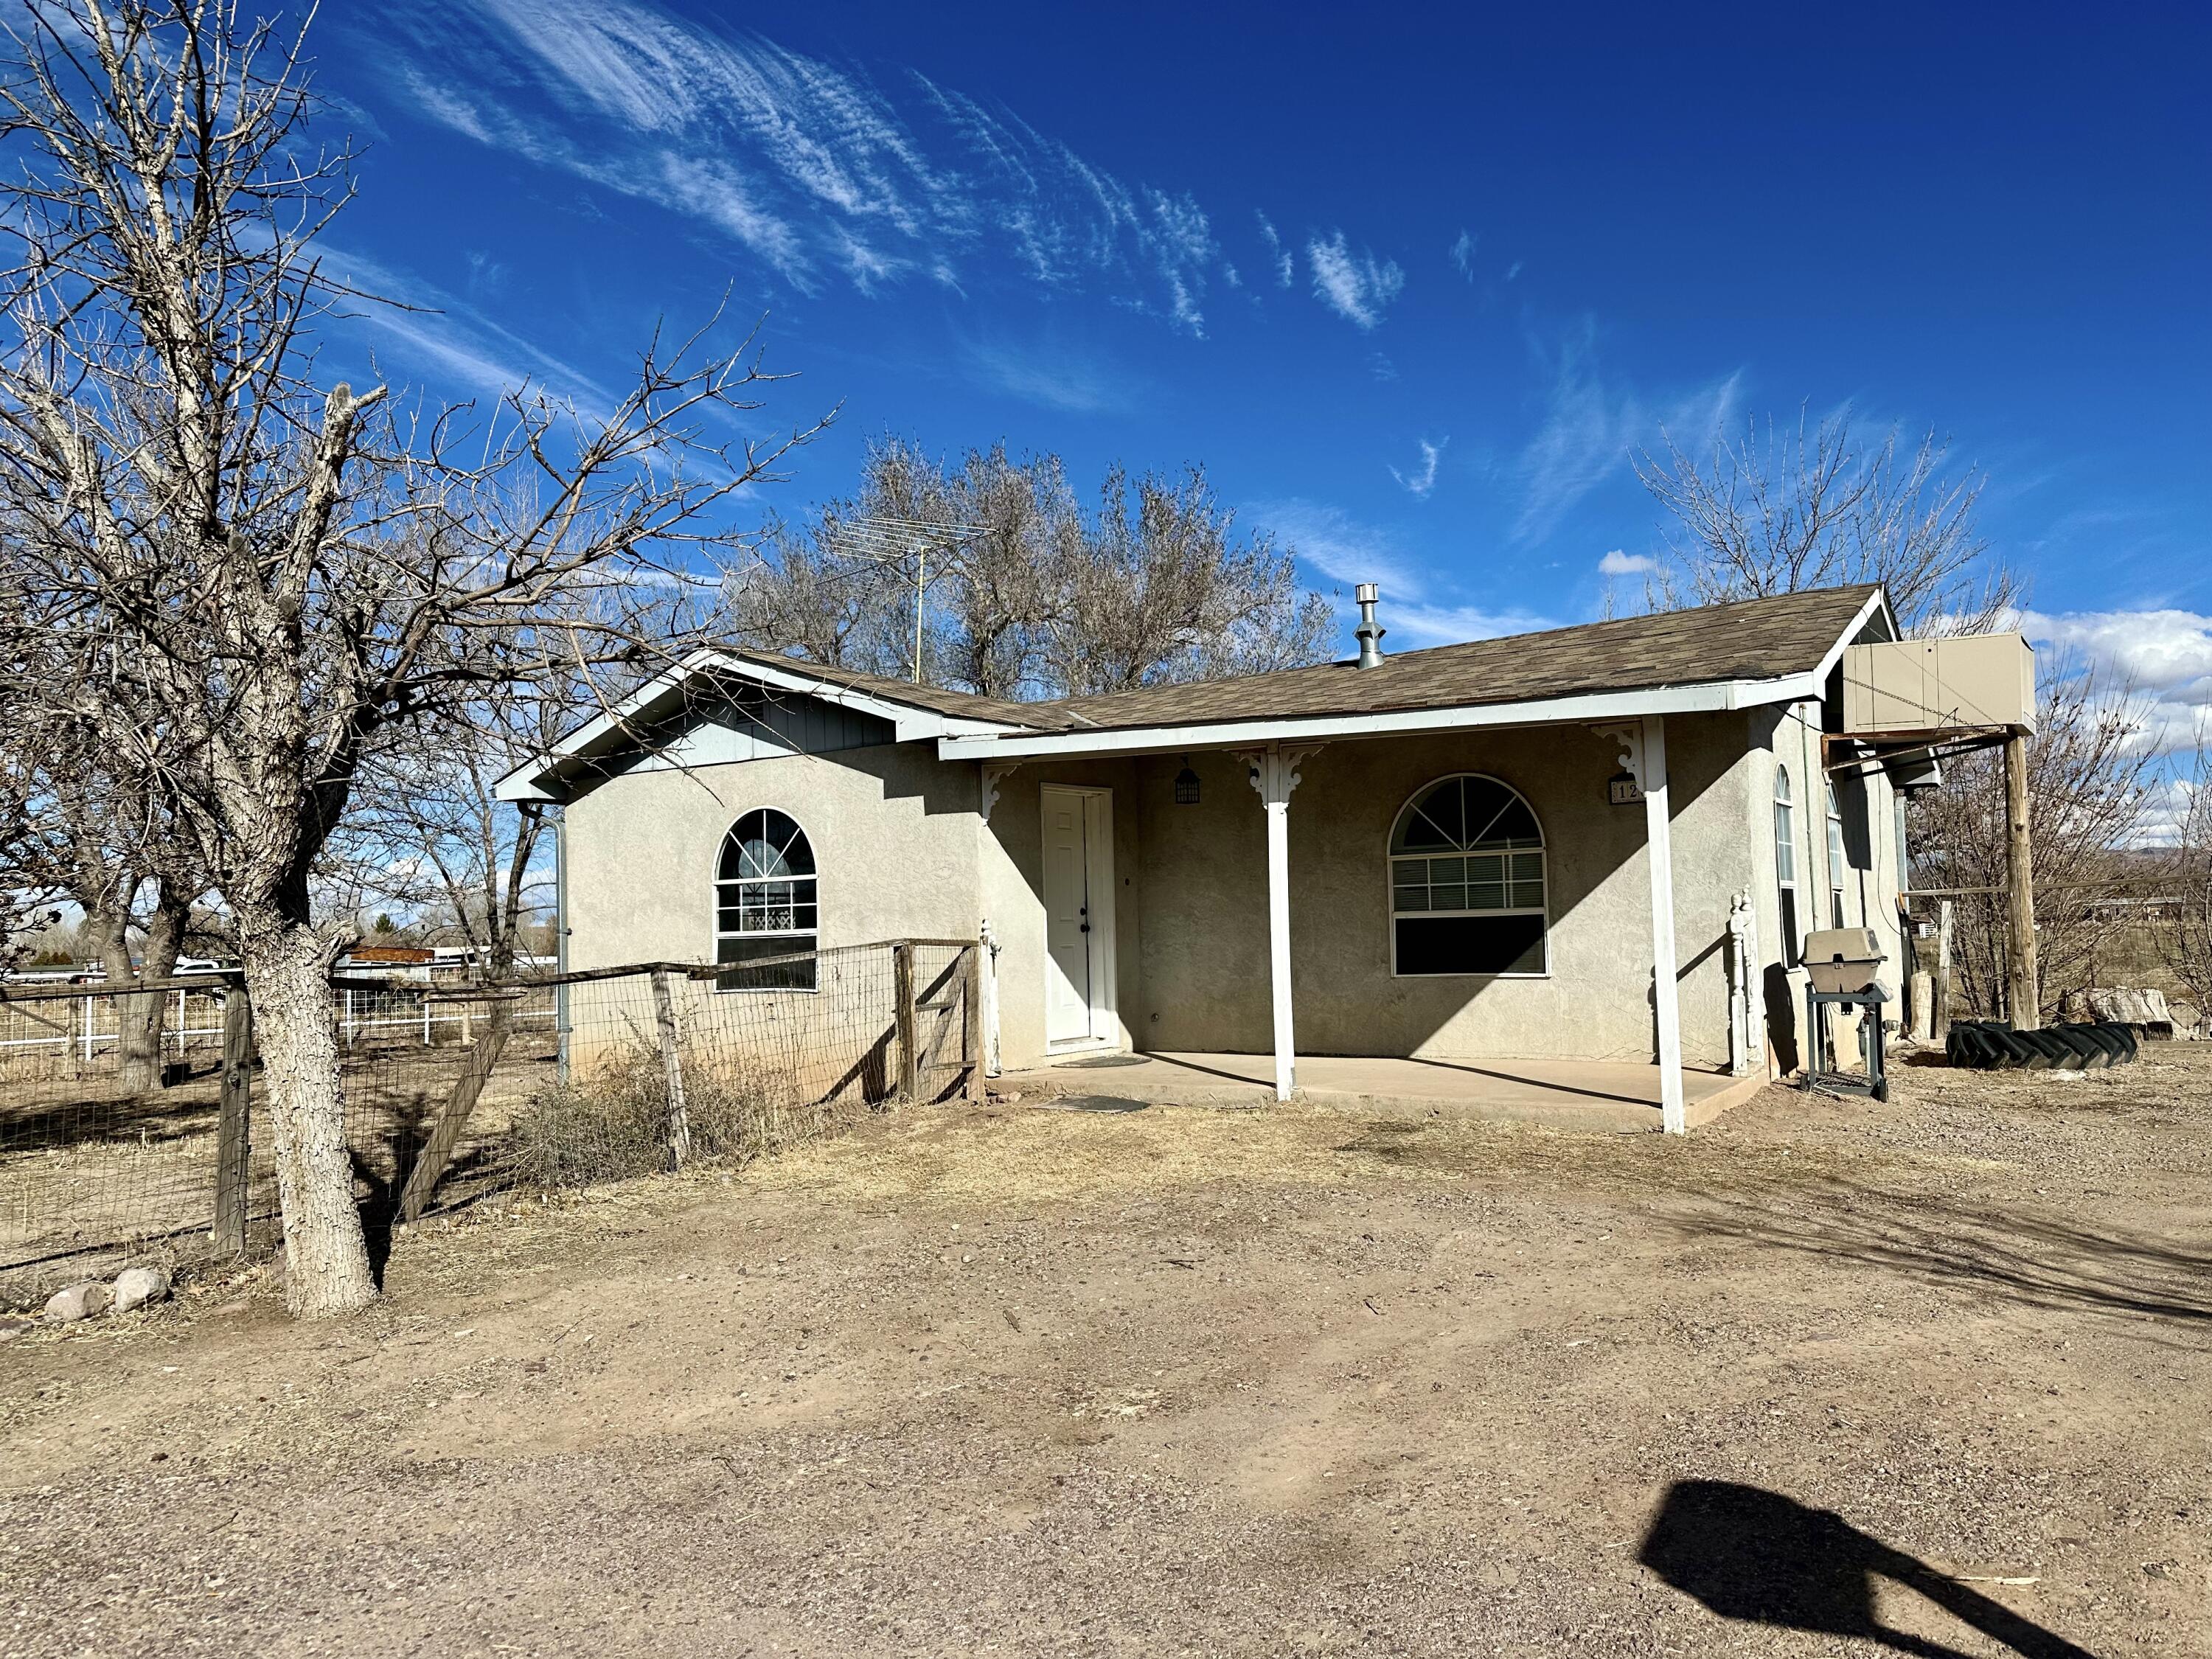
[{"left": 913, "top": 546, "right": 925, "bottom": 684}]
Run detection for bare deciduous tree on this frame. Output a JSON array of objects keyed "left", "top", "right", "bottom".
[
  {"left": 1636, "top": 408, "right": 2014, "bottom": 633},
  {"left": 1907, "top": 659, "right": 2154, "bottom": 1020},
  {"left": 2155, "top": 731, "right": 2212, "bottom": 1022},
  {"left": 0, "top": 0, "right": 817, "bottom": 1314},
  {"left": 737, "top": 438, "right": 1334, "bottom": 698},
  {"left": 0, "top": 657, "right": 205, "bottom": 1086}
]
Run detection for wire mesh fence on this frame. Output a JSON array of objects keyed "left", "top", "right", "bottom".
[
  {"left": 0, "top": 975, "right": 243, "bottom": 1306},
  {"left": 1, "top": 939, "right": 980, "bottom": 1307}
]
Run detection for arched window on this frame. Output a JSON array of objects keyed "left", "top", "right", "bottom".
[
  {"left": 1773, "top": 765, "right": 1800, "bottom": 964},
  {"left": 1825, "top": 779, "right": 1848, "bottom": 928},
  {"left": 714, "top": 809, "right": 817, "bottom": 990},
  {"left": 1389, "top": 775, "right": 1547, "bottom": 975}
]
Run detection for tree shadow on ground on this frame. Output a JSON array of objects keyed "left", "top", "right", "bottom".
[
  {"left": 1641, "top": 1481, "right": 2097, "bottom": 1658},
  {"left": 1663, "top": 1174, "right": 2212, "bottom": 1330}
]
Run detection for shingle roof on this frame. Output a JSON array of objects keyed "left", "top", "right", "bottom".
[
  {"left": 720, "top": 647, "right": 1048, "bottom": 728},
  {"left": 1008, "top": 584, "right": 1882, "bottom": 735},
  {"left": 726, "top": 585, "right": 1882, "bottom": 740}
]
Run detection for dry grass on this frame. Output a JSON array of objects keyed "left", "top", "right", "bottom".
[{"left": 511, "top": 1035, "right": 866, "bottom": 1191}]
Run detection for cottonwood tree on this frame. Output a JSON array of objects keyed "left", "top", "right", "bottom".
[
  {"left": 0, "top": 0, "right": 816, "bottom": 1314},
  {"left": 1636, "top": 408, "right": 2014, "bottom": 633},
  {"left": 737, "top": 438, "right": 1333, "bottom": 698}
]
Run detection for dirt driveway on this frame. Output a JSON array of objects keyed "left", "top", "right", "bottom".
[{"left": 3, "top": 1048, "right": 2208, "bottom": 1658}]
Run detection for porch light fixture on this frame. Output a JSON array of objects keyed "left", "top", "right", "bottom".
[{"left": 1174, "top": 759, "right": 1201, "bottom": 804}]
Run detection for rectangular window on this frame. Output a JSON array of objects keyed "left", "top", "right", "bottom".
[
  {"left": 1394, "top": 914, "right": 1547, "bottom": 976},
  {"left": 714, "top": 933, "right": 817, "bottom": 992},
  {"left": 1389, "top": 848, "right": 1547, "bottom": 975}
]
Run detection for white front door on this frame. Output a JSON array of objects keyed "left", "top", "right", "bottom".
[{"left": 1041, "top": 785, "right": 1114, "bottom": 1046}]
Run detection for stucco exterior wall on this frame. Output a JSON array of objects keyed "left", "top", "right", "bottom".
[
  {"left": 1748, "top": 700, "right": 1908, "bottom": 1070},
  {"left": 1116, "top": 717, "right": 1760, "bottom": 1068},
  {"left": 561, "top": 741, "right": 985, "bottom": 973},
  {"left": 978, "top": 759, "right": 1147, "bottom": 1066},
  {"left": 558, "top": 702, "right": 1909, "bottom": 1080}
]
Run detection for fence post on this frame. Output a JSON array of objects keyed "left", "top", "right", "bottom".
[
  {"left": 397, "top": 999, "right": 513, "bottom": 1225},
  {"left": 80, "top": 994, "right": 94, "bottom": 1065},
  {"left": 962, "top": 941, "right": 984, "bottom": 1102},
  {"left": 1935, "top": 900, "right": 1955, "bottom": 1040},
  {"left": 893, "top": 942, "right": 919, "bottom": 1101},
  {"left": 214, "top": 986, "right": 254, "bottom": 1253},
  {"left": 650, "top": 967, "right": 692, "bottom": 1168}
]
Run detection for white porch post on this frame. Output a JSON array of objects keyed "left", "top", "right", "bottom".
[
  {"left": 1246, "top": 742, "right": 1320, "bottom": 1102},
  {"left": 1641, "top": 714, "right": 1688, "bottom": 1134}
]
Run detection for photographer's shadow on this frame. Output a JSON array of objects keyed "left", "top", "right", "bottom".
[{"left": 1640, "top": 1481, "right": 2096, "bottom": 1659}]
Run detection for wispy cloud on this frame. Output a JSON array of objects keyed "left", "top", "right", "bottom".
[
  {"left": 1252, "top": 497, "right": 1556, "bottom": 647},
  {"left": 1307, "top": 230, "right": 1405, "bottom": 330},
  {"left": 1450, "top": 229, "right": 1475, "bottom": 280},
  {"left": 1390, "top": 437, "right": 1448, "bottom": 498},
  {"left": 1515, "top": 321, "right": 1741, "bottom": 544},
  {"left": 380, "top": 0, "right": 1231, "bottom": 333},
  {"left": 320, "top": 241, "right": 612, "bottom": 409},
  {"left": 957, "top": 331, "right": 1141, "bottom": 414},
  {"left": 1256, "top": 212, "right": 1293, "bottom": 288}
]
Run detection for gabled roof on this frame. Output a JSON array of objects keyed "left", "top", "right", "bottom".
[
  {"left": 1008, "top": 585, "right": 1885, "bottom": 736},
  {"left": 715, "top": 647, "right": 1049, "bottom": 729},
  {"left": 493, "top": 646, "right": 1040, "bottom": 802},
  {"left": 498, "top": 585, "right": 1893, "bottom": 799}
]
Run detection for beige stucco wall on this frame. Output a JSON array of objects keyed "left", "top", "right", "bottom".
[
  {"left": 978, "top": 758, "right": 1147, "bottom": 1065},
  {"left": 558, "top": 703, "right": 1910, "bottom": 1079},
  {"left": 562, "top": 742, "right": 985, "bottom": 972},
  {"left": 1749, "top": 700, "right": 1909, "bottom": 1070},
  {"left": 1105, "top": 717, "right": 1759, "bottom": 1069}
]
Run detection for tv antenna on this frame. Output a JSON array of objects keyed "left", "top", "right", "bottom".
[{"left": 830, "top": 515, "right": 985, "bottom": 684}]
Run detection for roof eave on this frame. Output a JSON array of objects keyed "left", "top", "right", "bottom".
[
  {"left": 492, "top": 647, "right": 1034, "bottom": 804},
  {"left": 934, "top": 670, "right": 1823, "bottom": 762}
]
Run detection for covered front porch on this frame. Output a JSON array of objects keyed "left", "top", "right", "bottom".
[
  {"left": 974, "top": 706, "right": 1738, "bottom": 1134},
  {"left": 998, "top": 1049, "right": 1770, "bottom": 1133}
]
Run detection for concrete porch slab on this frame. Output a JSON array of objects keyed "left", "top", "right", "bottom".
[{"left": 996, "top": 1051, "right": 1770, "bottom": 1133}]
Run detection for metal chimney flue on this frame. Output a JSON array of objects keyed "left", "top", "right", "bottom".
[{"left": 1354, "top": 582, "right": 1387, "bottom": 668}]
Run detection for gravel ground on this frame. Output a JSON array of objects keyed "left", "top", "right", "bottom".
[{"left": 2, "top": 1044, "right": 2208, "bottom": 1657}]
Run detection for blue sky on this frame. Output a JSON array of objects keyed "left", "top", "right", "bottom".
[{"left": 324, "top": 1, "right": 2209, "bottom": 728}]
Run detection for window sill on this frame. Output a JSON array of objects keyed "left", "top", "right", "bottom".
[{"left": 1390, "top": 970, "right": 1552, "bottom": 981}]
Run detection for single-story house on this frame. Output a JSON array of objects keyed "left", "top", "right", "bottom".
[{"left": 497, "top": 583, "right": 2034, "bottom": 1130}]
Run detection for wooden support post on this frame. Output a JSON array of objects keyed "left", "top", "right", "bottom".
[
  {"left": 2003, "top": 733, "right": 2039, "bottom": 1026},
  {"left": 650, "top": 967, "right": 692, "bottom": 1167},
  {"left": 893, "top": 942, "right": 919, "bottom": 1101},
  {"left": 962, "top": 941, "right": 984, "bottom": 1102},
  {"left": 213, "top": 988, "right": 254, "bottom": 1253},
  {"left": 396, "top": 1004, "right": 513, "bottom": 1225},
  {"left": 1935, "top": 900, "right": 1955, "bottom": 1039}
]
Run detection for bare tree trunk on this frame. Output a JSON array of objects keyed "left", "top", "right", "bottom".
[
  {"left": 115, "top": 888, "right": 189, "bottom": 1092},
  {"left": 239, "top": 918, "right": 375, "bottom": 1316}
]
